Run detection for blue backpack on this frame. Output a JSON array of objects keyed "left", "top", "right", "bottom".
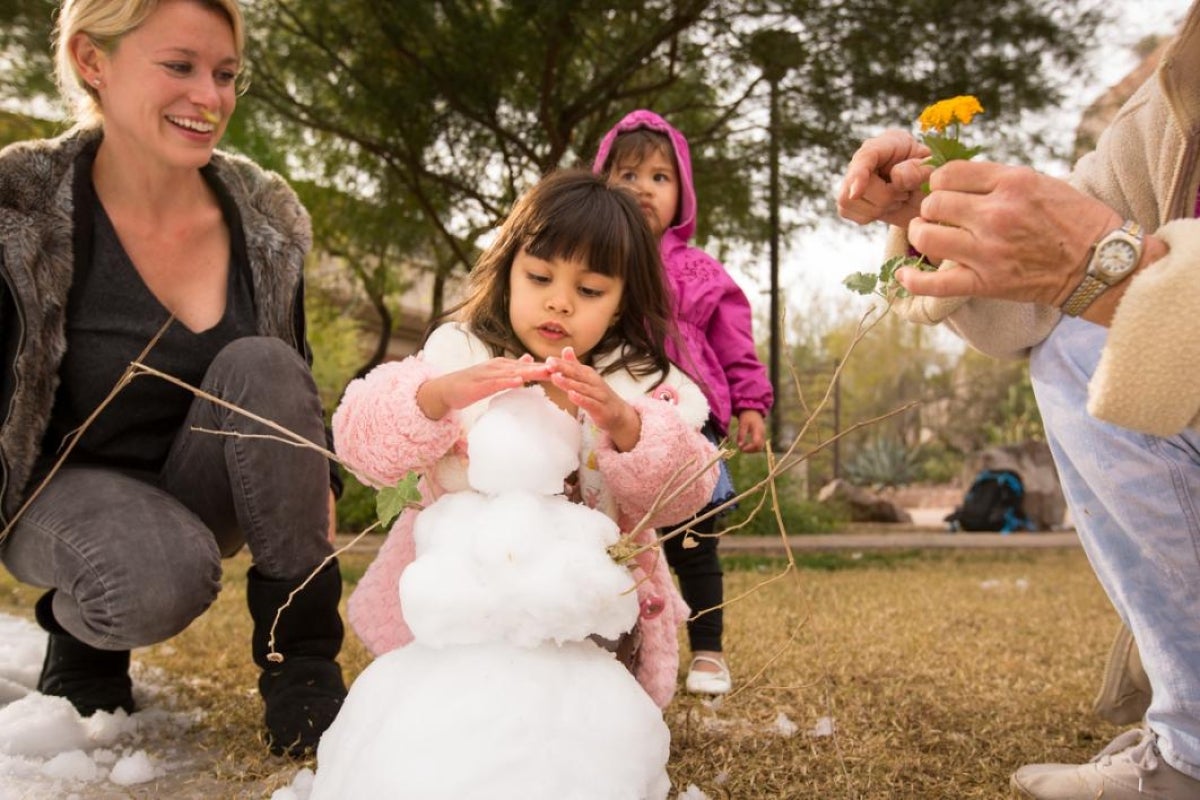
[{"left": 945, "top": 469, "right": 1032, "bottom": 533}]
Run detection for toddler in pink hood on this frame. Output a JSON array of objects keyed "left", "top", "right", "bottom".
[
  {"left": 594, "top": 109, "right": 774, "bottom": 696},
  {"left": 332, "top": 170, "right": 718, "bottom": 708}
]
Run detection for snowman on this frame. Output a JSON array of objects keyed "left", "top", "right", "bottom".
[{"left": 309, "top": 387, "right": 672, "bottom": 800}]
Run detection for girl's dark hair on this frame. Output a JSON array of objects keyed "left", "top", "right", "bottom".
[
  {"left": 602, "top": 128, "right": 674, "bottom": 175},
  {"left": 446, "top": 169, "right": 672, "bottom": 380}
]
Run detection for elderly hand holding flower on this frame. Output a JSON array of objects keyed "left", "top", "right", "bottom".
[{"left": 839, "top": 95, "right": 984, "bottom": 299}]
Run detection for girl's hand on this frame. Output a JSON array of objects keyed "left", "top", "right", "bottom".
[
  {"left": 417, "top": 355, "right": 551, "bottom": 420},
  {"left": 546, "top": 347, "right": 641, "bottom": 452},
  {"left": 735, "top": 409, "right": 766, "bottom": 453}
]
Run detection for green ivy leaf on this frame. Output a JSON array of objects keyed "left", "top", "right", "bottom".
[
  {"left": 376, "top": 472, "right": 421, "bottom": 528},
  {"left": 922, "top": 134, "right": 983, "bottom": 167},
  {"left": 842, "top": 271, "right": 879, "bottom": 295}
]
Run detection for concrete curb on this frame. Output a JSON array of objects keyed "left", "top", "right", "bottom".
[{"left": 719, "top": 530, "right": 1080, "bottom": 554}]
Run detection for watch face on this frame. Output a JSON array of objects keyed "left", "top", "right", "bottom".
[{"left": 1097, "top": 239, "right": 1138, "bottom": 278}]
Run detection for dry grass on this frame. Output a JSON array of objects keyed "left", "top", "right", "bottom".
[{"left": 0, "top": 545, "right": 1123, "bottom": 799}]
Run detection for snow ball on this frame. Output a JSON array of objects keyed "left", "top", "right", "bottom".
[
  {"left": 772, "top": 711, "right": 798, "bottom": 737},
  {"left": 467, "top": 387, "right": 580, "bottom": 496},
  {"left": 41, "top": 749, "right": 101, "bottom": 782},
  {"left": 676, "top": 785, "right": 711, "bottom": 799},
  {"left": 809, "top": 716, "right": 836, "bottom": 738},
  {"left": 0, "top": 693, "right": 90, "bottom": 756},
  {"left": 107, "top": 750, "right": 158, "bottom": 786}
]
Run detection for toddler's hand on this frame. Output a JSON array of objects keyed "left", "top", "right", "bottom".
[
  {"left": 736, "top": 409, "right": 767, "bottom": 453},
  {"left": 418, "top": 355, "right": 550, "bottom": 420},
  {"left": 546, "top": 347, "right": 640, "bottom": 452}
]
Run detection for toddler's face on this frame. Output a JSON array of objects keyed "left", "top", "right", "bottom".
[
  {"left": 508, "top": 248, "right": 623, "bottom": 362},
  {"left": 609, "top": 149, "right": 679, "bottom": 237}
]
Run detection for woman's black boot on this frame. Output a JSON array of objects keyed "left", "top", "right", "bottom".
[
  {"left": 247, "top": 559, "right": 347, "bottom": 757},
  {"left": 35, "top": 590, "right": 135, "bottom": 716}
]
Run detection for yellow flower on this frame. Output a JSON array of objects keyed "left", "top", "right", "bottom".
[{"left": 918, "top": 95, "right": 984, "bottom": 133}]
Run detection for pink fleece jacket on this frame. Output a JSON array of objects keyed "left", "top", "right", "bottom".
[
  {"left": 593, "top": 109, "right": 774, "bottom": 437},
  {"left": 332, "top": 323, "right": 719, "bottom": 708}
]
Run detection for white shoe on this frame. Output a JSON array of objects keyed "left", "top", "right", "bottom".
[
  {"left": 1011, "top": 727, "right": 1200, "bottom": 799},
  {"left": 685, "top": 655, "right": 732, "bottom": 695}
]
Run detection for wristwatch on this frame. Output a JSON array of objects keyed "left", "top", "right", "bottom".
[{"left": 1061, "top": 220, "right": 1144, "bottom": 316}]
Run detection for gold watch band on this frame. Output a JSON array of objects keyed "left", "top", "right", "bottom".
[
  {"left": 1061, "top": 220, "right": 1144, "bottom": 317},
  {"left": 1061, "top": 275, "right": 1109, "bottom": 317}
]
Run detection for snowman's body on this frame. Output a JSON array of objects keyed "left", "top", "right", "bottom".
[{"left": 311, "top": 389, "right": 672, "bottom": 799}]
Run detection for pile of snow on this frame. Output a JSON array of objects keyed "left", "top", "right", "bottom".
[{"left": 0, "top": 613, "right": 201, "bottom": 799}]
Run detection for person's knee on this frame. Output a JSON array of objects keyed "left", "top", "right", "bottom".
[
  {"left": 208, "top": 337, "right": 320, "bottom": 423},
  {"left": 72, "top": 555, "right": 222, "bottom": 649},
  {"left": 212, "top": 337, "right": 307, "bottom": 387}
]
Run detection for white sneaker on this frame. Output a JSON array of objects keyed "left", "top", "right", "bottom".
[
  {"left": 1092, "top": 623, "right": 1151, "bottom": 725},
  {"left": 1011, "top": 728, "right": 1200, "bottom": 799},
  {"left": 685, "top": 655, "right": 732, "bottom": 695}
]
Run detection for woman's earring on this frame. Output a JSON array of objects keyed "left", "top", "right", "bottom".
[{"left": 92, "top": 78, "right": 102, "bottom": 87}]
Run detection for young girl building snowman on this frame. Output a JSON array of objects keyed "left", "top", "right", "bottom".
[{"left": 333, "top": 169, "right": 719, "bottom": 707}]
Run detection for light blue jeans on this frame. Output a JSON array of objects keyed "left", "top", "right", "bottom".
[{"left": 1030, "top": 315, "right": 1200, "bottom": 780}]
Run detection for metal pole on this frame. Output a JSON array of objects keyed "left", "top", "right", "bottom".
[{"left": 768, "top": 76, "right": 782, "bottom": 452}]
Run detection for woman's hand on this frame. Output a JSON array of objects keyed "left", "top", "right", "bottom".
[
  {"left": 546, "top": 347, "right": 641, "bottom": 452},
  {"left": 417, "top": 355, "right": 551, "bottom": 420}
]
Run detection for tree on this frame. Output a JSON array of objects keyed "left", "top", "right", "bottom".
[
  {"left": 0, "top": 0, "right": 1106, "bottom": 384},
  {"left": 241, "top": 0, "right": 1105, "bottom": 301}
]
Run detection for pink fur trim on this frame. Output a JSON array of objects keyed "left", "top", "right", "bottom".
[
  {"left": 631, "top": 533, "right": 690, "bottom": 708},
  {"left": 347, "top": 510, "right": 418, "bottom": 655},
  {"left": 597, "top": 396, "right": 719, "bottom": 528},
  {"left": 332, "top": 359, "right": 461, "bottom": 489}
]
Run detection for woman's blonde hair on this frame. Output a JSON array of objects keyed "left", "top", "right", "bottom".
[{"left": 53, "top": 0, "right": 245, "bottom": 128}]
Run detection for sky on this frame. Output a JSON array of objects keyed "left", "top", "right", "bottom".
[{"left": 738, "top": 0, "right": 1195, "bottom": 321}]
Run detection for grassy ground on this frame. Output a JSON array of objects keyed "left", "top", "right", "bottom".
[{"left": 0, "top": 545, "right": 1124, "bottom": 799}]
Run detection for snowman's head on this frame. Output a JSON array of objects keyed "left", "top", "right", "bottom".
[{"left": 467, "top": 387, "right": 581, "bottom": 495}]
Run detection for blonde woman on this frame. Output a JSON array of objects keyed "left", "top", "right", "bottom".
[{"left": 0, "top": 0, "right": 346, "bottom": 757}]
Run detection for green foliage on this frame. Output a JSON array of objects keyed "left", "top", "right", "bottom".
[
  {"left": 335, "top": 472, "right": 381, "bottom": 535},
  {"left": 375, "top": 473, "right": 421, "bottom": 529},
  {"left": 304, "top": 280, "right": 371, "bottom": 409},
  {"left": 843, "top": 254, "right": 934, "bottom": 300},
  {"left": 334, "top": 469, "right": 420, "bottom": 536},
  {"left": 721, "top": 550, "right": 925, "bottom": 573},
  {"left": 0, "top": 110, "right": 62, "bottom": 147},
  {"left": 912, "top": 440, "right": 963, "bottom": 484},
  {"left": 234, "top": 0, "right": 1104, "bottom": 305},
  {"left": 842, "top": 435, "right": 921, "bottom": 488},
  {"left": 922, "top": 133, "right": 983, "bottom": 166},
  {"left": 0, "top": 0, "right": 58, "bottom": 104},
  {"left": 722, "top": 450, "right": 846, "bottom": 536}
]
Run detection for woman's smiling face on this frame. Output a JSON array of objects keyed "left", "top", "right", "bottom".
[{"left": 87, "top": 0, "right": 240, "bottom": 170}]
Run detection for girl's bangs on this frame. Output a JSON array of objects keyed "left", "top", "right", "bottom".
[{"left": 522, "top": 187, "right": 633, "bottom": 279}]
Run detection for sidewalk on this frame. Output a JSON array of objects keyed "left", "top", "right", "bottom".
[{"left": 720, "top": 528, "right": 1079, "bottom": 554}]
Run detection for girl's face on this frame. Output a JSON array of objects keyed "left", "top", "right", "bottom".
[
  {"left": 84, "top": 0, "right": 239, "bottom": 171},
  {"left": 609, "top": 148, "right": 679, "bottom": 237},
  {"left": 508, "top": 247, "right": 624, "bottom": 362}
]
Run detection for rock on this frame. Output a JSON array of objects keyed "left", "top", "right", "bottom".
[{"left": 817, "top": 479, "right": 912, "bottom": 523}]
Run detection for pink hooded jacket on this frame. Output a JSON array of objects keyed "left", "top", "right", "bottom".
[{"left": 593, "top": 109, "right": 774, "bottom": 437}]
